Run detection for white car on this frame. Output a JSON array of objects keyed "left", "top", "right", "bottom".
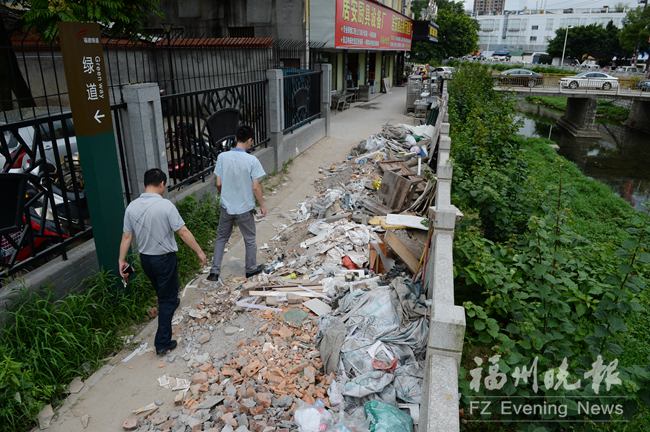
[
  {"left": 559, "top": 72, "right": 619, "bottom": 90},
  {"left": 432, "top": 67, "right": 455, "bottom": 79}
]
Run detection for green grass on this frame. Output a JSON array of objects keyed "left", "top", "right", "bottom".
[
  {"left": 525, "top": 96, "right": 630, "bottom": 124},
  {"left": 524, "top": 138, "right": 650, "bottom": 431},
  {"left": 0, "top": 195, "right": 219, "bottom": 431}
]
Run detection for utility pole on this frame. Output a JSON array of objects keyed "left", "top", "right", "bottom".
[{"left": 561, "top": 26, "right": 571, "bottom": 67}]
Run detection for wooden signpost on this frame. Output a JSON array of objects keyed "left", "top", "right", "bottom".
[{"left": 58, "top": 22, "right": 125, "bottom": 275}]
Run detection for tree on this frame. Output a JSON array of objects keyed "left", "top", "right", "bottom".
[
  {"left": 546, "top": 23, "right": 625, "bottom": 65},
  {"left": 22, "top": 0, "right": 161, "bottom": 40},
  {"left": 0, "top": 0, "right": 160, "bottom": 111},
  {"left": 619, "top": 6, "right": 650, "bottom": 56},
  {"left": 410, "top": 0, "right": 478, "bottom": 63},
  {"left": 411, "top": 0, "right": 428, "bottom": 20}
]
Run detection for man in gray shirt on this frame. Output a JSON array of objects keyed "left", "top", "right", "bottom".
[
  {"left": 207, "top": 125, "right": 266, "bottom": 282},
  {"left": 119, "top": 168, "right": 206, "bottom": 356}
]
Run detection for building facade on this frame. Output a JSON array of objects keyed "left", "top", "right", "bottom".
[
  {"left": 149, "top": 0, "right": 305, "bottom": 40},
  {"left": 474, "top": 0, "right": 505, "bottom": 16},
  {"left": 309, "top": 0, "right": 414, "bottom": 95},
  {"left": 476, "top": 8, "right": 629, "bottom": 53}
]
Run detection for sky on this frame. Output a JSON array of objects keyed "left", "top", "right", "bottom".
[{"left": 462, "top": 0, "right": 641, "bottom": 12}]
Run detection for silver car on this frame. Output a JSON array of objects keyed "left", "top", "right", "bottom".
[{"left": 559, "top": 72, "right": 619, "bottom": 90}]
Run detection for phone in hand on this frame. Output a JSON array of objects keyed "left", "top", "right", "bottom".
[{"left": 122, "top": 263, "right": 135, "bottom": 287}]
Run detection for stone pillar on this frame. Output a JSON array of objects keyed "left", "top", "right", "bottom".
[
  {"left": 420, "top": 205, "right": 466, "bottom": 432},
  {"left": 625, "top": 100, "right": 650, "bottom": 134},
  {"left": 336, "top": 52, "right": 344, "bottom": 91},
  {"left": 374, "top": 51, "right": 382, "bottom": 94},
  {"left": 121, "top": 83, "right": 168, "bottom": 197},
  {"left": 558, "top": 97, "right": 599, "bottom": 138},
  {"left": 315, "top": 63, "right": 332, "bottom": 137},
  {"left": 359, "top": 52, "right": 366, "bottom": 85},
  {"left": 265, "top": 69, "right": 284, "bottom": 173}
]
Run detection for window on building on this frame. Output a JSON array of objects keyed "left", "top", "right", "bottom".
[
  {"left": 546, "top": 18, "right": 554, "bottom": 30},
  {"left": 228, "top": 26, "right": 255, "bottom": 37},
  {"left": 530, "top": 36, "right": 537, "bottom": 41},
  {"left": 532, "top": 25, "right": 539, "bottom": 30}
]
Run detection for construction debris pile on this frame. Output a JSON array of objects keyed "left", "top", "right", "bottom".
[{"left": 123, "top": 122, "right": 439, "bottom": 432}]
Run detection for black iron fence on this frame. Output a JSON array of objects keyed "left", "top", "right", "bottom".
[
  {"left": 0, "top": 111, "right": 92, "bottom": 279},
  {"left": 162, "top": 80, "right": 269, "bottom": 191},
  {"left": 283, "top": 70, "right": 322, "bottom": 133},
  {"left": 0, "top": 28, "right": 321, "bottom": 279}
]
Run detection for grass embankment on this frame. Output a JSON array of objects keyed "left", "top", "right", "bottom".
[
  {"left": 0, "top": 195, "right": 219, "bottom": 431},
  {"left": 525, "top": 95, "right": 630, "bottom": 123},
  {"left": 449, "top": 63, "right": 649, "bottom": 431}
]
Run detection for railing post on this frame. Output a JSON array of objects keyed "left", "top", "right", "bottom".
[
  {"left": 315, "top": 63, "right": 332, "bottom": 137},
  {"left": 419, "top": 100, "right": 466, "bottom": 431},
  {"left": 121, "top": 83, "right": 168, "bottom": 197},
  {"left": 266, "top": 69, "right": 284, "bottom": 172}
]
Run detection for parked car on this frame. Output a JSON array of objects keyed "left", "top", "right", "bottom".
[
  {"left": 559, "top": 72, "right": 619, "bottom": 90},
  {"left": 637, "top": 79, "right": 650, "bottom": 91},
  {"left": 496, "top": 68, "right": 544, "bottom": 87},
  {"left": 432, "top": 66, "right": 455, "bottom": 79}
]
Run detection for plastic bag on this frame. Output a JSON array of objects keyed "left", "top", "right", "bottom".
[
  {"left": 364, "top": 400, "right": 413, "bottom": 432},
  {"left": 295, "top": 400, "right": 333, "bottom": 432}
]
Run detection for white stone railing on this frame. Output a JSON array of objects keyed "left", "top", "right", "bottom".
[{"left": 419, "top": 87, "right": 466, "bottom": 432}]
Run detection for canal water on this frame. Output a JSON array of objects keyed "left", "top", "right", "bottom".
[{"left": 516, "top": 101, "right": 650, "bottom": 212}]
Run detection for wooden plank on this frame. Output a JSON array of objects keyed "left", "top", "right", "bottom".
[
  {"left": 379, "top": 170, "right": 413, "bottom": 211},
  {"left": 384, "top": 231, "right": 420, "bottom": 274},
  {"left": 386, "top": 214, "right": 428, "bottom": 231},
  {"left": 249, "top": 291, "right": 324, "bottom": 298},
  {"left": 368, "top": 216, "right": 407, "bottom": 230},
  {"left": 361, "top": 198, "right": 393, "bottom": 216}
]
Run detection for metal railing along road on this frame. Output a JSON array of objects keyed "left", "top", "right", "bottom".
[
  {"left": 161, "top": 80, "right": 269, "bottom": 191},
  {"left": 282, "top": 70, "right": 322, "bottom": 134},
  {"left": 492, "top": 76, "right": 650, "bottom": 98}
]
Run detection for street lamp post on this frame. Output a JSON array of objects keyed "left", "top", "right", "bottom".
[{"left": 560, "top": 26, "right": 572, "bottom": 67}]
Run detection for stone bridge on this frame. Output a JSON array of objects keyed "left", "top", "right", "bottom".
[{"left": 494, "top": 86, "right": 650, "bottom": 137}]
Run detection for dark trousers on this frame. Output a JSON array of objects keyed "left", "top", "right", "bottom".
[{"left": 140, "top": 252, "right": 180, "bottom": 351}]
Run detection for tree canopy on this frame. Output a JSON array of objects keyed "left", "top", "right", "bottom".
[
  {"left": 18, "top": 0, "right": 161, "bottom": 39},
  {"left": 546, "top": 23, "right": 625, "bottom": 65},
  {"left": 410, "top": 0, "right": 478, "bottom": 63},
  {"left": 619, "top": 6, "right": 650, "bottom": 54}
]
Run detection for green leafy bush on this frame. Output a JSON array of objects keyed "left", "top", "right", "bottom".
[
  {"left": 449, "top": 63, "right": 650, "bottom": 430},
  {"left": 0, "top": 195, "right": 219, "bottom": 431}
]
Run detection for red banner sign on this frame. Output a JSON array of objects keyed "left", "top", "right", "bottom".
[{"left": 335, "top": 0, "right": 412, "bottom": 51}]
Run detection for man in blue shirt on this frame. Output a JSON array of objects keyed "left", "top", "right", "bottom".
[{"left": 208, "top": 125, "right": 267, "bottom": 282}]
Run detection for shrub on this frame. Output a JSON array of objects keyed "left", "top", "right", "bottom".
[{"left": 449, "top": 64, "right": 650, "bottom": 429}]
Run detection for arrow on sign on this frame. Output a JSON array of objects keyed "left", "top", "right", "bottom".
[{"left": 94, "top": 110, "right": 105, "bottom": 123}]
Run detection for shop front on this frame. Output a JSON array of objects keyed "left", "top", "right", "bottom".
[{"left": 310, "top": 0, "right": 413, "bottom": 100}]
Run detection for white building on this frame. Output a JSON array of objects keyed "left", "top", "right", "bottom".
[{"left": 476, "top": 7, "right": 629, "bottom": 54}]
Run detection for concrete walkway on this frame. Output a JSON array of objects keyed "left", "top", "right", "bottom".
[{"left": 46, "top": 87, "right": 411, "bottom": 432}]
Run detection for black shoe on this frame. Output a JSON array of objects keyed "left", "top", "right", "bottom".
[
  {"left": 206, "top": 272, "right": 220, "bottom": 282},
  {"left": 245, "top": 265, "right": 265, "bottom": 278},
  {"left": 156, "top": 340, "right": 177, "bottom": 356}
]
